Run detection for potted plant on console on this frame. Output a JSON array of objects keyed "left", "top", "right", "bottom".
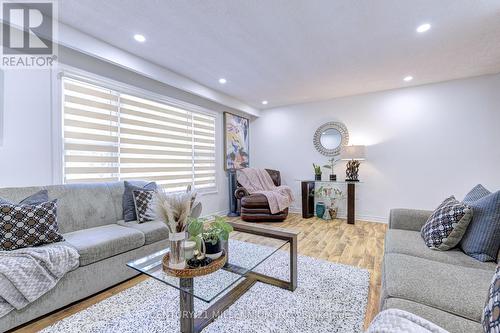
[
  {"left": 313, "top": 163, "right": 322, "bottom": 181},
  {"left": 323, "top": 157, "right": 338, "bottom": 181}
]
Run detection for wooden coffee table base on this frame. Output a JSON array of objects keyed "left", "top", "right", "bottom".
[{"left": 178, "top": 222, "right": 298, "bottom": 333}]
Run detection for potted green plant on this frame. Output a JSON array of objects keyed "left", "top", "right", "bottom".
[
  {"left": 323, "top": 157, "right": 338, "bottom": 181},
  {"left": 187, "top": 216, "right": 233, "bottom": 261},
  {"left": 202, "top": 216, "right": 233, "bottom": 259},
  {"left": 313, "top": 163, "right": 322, "bottom": 181}
]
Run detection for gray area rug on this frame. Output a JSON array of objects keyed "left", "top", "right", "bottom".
[{"left": 42, "top": 241, "right": 370, "bottom": 333}]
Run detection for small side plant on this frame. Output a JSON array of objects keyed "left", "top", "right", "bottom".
[
  {"left": 187, "top": 216, "right": 233, "bottom": 257},
  {"left": 313, "top": 163, "right": 322, "bottom": 176}
]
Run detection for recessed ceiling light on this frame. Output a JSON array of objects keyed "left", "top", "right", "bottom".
[
  {"left": 416, "top": 23, "right": 431, "bottom": 33},
  {"left": 218, "top": 78, "right": 227, "bottom": 84},
  {"left": 261, "top": 100, "right": 268, "bottom": 105},
  {"left": 403, "top": 76, "right": 414, "bottom": 82},
  {"left": 134, "top": 34, "right": 146, "bottom": 42}
]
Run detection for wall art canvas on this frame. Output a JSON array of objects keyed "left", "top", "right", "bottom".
[{"left": 224, "top": 112, "right": 249, "bottom": 170}]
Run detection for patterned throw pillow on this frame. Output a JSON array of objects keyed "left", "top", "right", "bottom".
[
  {"left": 123, "top": 181, "right": 157, "bottom": 222},
  {"left": 132, "top": 190, "right": 156, "bottom": 223},
  {"left": 483, "top": 266, "right": 500, "bottom": 332},
  {"left": 421, "top": 196, "right": 472, "bottom": 251},
  {"left": 0, "top": 200, "right": 63, "bottom": 251}
]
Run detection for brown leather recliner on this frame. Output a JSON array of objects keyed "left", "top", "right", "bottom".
[{"left": 234, "top": 169, "right": 289, "bottom": 222}]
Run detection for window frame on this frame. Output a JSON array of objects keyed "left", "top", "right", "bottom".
[{"left": 52, "top": 66, "right": 219, "bottom": 194}]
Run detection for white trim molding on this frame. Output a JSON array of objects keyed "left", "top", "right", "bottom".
[{"left": 288, "top": 206, "right": 388, "bottom": 223}]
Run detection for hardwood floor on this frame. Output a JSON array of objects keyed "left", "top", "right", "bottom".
[{"left": 13, "top": 213, "right": 387, "bottom": 333}]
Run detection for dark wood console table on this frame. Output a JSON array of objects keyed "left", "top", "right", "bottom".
[{"left": 300, "top": 180, "right": 359, "bottom": 224}]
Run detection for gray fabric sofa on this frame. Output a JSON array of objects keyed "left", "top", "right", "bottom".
[
  {"left": 380, "top": 208, "right": 495, "bottom": 333},
  {"left": 0, "top": 182, "right": 170, "bottom": 332}
]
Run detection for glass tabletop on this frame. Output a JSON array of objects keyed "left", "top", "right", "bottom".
[{"left": 127, "top": 237, "right": 289, "bottom": 303}]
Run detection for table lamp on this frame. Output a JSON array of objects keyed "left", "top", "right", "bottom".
[{"left": 340, "top": 145, "right": 366, "bottom": 181}]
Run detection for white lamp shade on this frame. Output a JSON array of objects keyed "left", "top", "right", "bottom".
[{"left": 340, "top": 145, "right": 366, "bottom": 160}]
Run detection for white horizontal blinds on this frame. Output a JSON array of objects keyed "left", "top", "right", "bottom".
[
  {"left": 193, "top": 113, "right": 216, "bottom": 189},
  {"left": 119, "top": 93, "right": 196, "bottom": 192},
  {"left": 61, "top": 76, "right": 217, "bottom": 191},
  {"left": 63, "top": 78, "right": 120, "bottom": 183}
]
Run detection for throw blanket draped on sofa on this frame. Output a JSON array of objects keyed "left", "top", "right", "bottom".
[
  {"left": 0, "top": 244, "right": 79, "bottom": 318},
  {"left": 237, "top": 168, "right": 294, "bottom": 214}
]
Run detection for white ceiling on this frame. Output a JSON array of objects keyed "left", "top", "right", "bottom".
[{"left": 58, "top": 0, "right": 500, "bottom": 109}]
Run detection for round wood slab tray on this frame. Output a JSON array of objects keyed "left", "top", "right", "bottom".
[{"left": 162, "top": 250, "right": 226, "bottom": 278}]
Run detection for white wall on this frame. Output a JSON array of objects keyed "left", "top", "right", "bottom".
[
  {"left": 0, "top": 49, "right": 232, "bottom": 216},
  {"left": 251, "top": 74, "right": 500, "bottom": 222},
  {"left": 0, "top": 69, "right": 54, "bottom": 186}
]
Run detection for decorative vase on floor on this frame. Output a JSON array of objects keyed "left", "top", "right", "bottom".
[
  {"left": 168, "top": 232, "right": 186, "bottom": 269},
  {"left": 329, "top": 207, "right": 338, "bottom": 219},
  {"left": 323, "top": 209, "right": 331, "bottom": 220},
  {"left": 316, "top": 202, "right": 325, "bottom": 218}
]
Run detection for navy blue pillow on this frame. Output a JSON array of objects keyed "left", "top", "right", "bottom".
[
  {"left": 122, "top": 181, "right": 157, "bottom": 222},
  {"left": 460, "top": 186, "right": 500, "bottom": 262},
  {"left": 0, "top": 190, "right": 49, "bottom": 205}
]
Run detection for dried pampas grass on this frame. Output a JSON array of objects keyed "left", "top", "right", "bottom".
[{"left": 156, "top": 189, "right": 198, "bottom": 233}]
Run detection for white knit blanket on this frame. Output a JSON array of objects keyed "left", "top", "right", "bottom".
[
  {"left": 0, "top": 243, "right": 79, "bottom": 318},
  {"left": 366, "top": 309, "right": 450, "bottom": 333},
  {"left": 237, "top": 168, "right": 294, "bottom": 214}
]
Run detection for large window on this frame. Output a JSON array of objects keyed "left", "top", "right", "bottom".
[{"left": 62, "top": 77, "right": 216, "bottom": 192}]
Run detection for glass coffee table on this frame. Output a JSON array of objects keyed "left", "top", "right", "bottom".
[{"left": 127, "top": 222, "right": 298, "bottom": 333}]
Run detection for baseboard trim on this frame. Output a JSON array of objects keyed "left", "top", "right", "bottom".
[
  {"left": 288, "top": 206, "right": 387, "bottom": 224},
  {"left": 202, "top": 209, "right": 229, "bottom": 218}
]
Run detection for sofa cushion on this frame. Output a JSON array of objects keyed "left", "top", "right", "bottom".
[
  {"left": 64, "top": 224, "right": 145, "bottom": 266},
  {"left": 383, "top": 298, "right": 482, "bottom": 333},
  {"left": 241, "top": 194, "right": 269, "bottom": 208},
  {"left": 117, "top": 220, "right": 168, "bottom": 245},
  {"left": 460, "top": 190, "right": 500, "bottom": 262},
  {"left": 421, "top": 196, "right": 472, "bottom": 251},
  {"left": 383, "top": 253, "right": 491, "bottom": 322},
  {"left": 385, "top": 229, "right": 496, "bottom": 270},
  {"left": 44, "top": 183, "right": 118, "bottom": 233}
]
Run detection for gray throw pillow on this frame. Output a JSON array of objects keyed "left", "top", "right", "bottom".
[
  {"left": 123, "top": 181, "right": 157, "bottom": 222},
  {"left": 421, "top": 196, "right": 472, "bottom": 251},
  {"left": 460, "top": 188, "right": 500, "bottom": 262},
  {"left": 464, "top": 184, "right": 491, "bottom": 203},
  {"left": 0, "top": 189, "right": 49, "bottom": 205}
]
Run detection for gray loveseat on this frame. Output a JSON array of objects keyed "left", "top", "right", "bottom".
[
  {"left": 381, "top": 208, "right": 495, "bottom": 333},
  {"left": 0, "top": 182, "right": 170, "bottom": 332}
]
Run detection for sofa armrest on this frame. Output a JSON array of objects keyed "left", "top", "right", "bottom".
[
  {"left": 388, "top": 208, "right": 433, "bottom": 231},
  {"left": 235, "top": 187, "right": 249, "bottom": 199}
]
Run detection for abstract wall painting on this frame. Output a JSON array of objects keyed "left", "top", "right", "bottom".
[{"left": 223, "top": 112, "right": 249, "bottom": 170}]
